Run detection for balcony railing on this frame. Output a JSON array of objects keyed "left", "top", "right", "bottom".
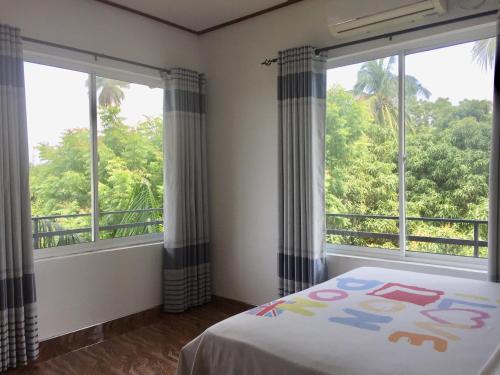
[
  {"left": 326, "top": 213, "right": 487, "bottom": 258},
  {"left": 32, "top": 208, "right": 163, "bottom": 249}
]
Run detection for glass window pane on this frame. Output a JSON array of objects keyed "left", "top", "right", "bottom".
[
  {"left": 326, "top": 56, "right": 400, "bottom": 251},
  {"left": 404, "top": 38, "right": 495, "bottom": 258},
  {"left": 25, "top": 63, "right": 93, "bottom": 249},
  {"left": 96, "top": 77, "right": 164, "bottom": 240}
]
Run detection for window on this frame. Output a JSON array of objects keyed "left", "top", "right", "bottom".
[
  {"left": 326, "top": 36, "right": 495, "bottom": 261},
  {"left": 25, "top": 63, "right": 163, "bottom": 251}
]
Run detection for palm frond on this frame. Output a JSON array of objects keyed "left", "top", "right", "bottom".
[
  {"left": 471, "top": 38, "right": 496, "bottom": 71},
  {"left": 113, "top": 180, "right": 162, "bottom": 238},
  {"left": 35, "top": 219, "right": 84, "bottom": 248},
  {"left": 95, "top": 77, "right": 130, "bottom": 107}
]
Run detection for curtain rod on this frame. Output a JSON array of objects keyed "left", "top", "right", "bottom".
[
  {"left": 261, "top": 9, "right": 498, "bottom": 66},
  {"left": 21, "top": 36, "right": 171, "bottom": 74}
]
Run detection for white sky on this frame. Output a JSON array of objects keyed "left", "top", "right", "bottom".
[
  {"left": 327, "top": 40, "right": 494, "bottom": 103},
  {"left": 24, "top": 62, "right": 163, "bottom": 163}
]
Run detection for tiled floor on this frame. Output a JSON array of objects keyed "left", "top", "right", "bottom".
[{"left": 9, "top": 298, "right": 250, "bottom": 375}]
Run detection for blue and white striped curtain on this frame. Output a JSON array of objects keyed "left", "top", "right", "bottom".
[
  {"left": 278, "top": 46, "right": 328, "bottom": 297},
  {"left": 0, "top": 24, "right": 39, "bottom": 369},
  {"left": 488, "top": 13, "right": 500, "bottom": 282},
  {"left": 163, "top": 68, "right": 211, "bottom": 312}
]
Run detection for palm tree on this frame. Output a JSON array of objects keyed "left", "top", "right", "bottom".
[
  {"left": 35, "top": 219, "right": 84, "bottom": 248},
  {"left": 471, "top": 38, "right": 496, "bottom": 71},
  {"left": 354, "top": 57, "right": 399, "bottom": 131},
  {"left": 113, "top": 180, "right": 162, "bottom": 238},
  {"left": 353, "top": 57, "right": 431, "bottom": 133},
  {"left": 86, "top": 77, "right": 130, "bottom": 107},
  {"left": 96, "top": 77, "right": 130, "bottom": 107}
]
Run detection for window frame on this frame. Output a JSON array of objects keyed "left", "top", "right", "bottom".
[
  {"left": 24, "top": 50, "right": 165, "bottom": 260},
  {"left": 325, "top": 21, "right": 495, "bottom": 269}
]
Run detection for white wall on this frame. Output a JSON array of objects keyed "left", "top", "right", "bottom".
[
  {"left": 200, "top": 0, "right": 497, "bottom": 306},
  {"left": 0, "top": 0, "right": 201, "bottom": 340},
  {"left": 0, "top": 0, "right": 201, "bottom": 72},
  {"left": 35, "top": 244, "right": 163, "bottom": 340}
]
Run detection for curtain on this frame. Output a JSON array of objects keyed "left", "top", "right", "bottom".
[
  {"left": 488, "top": 15, "right": 500, "bottom": 283},
  {"left": 163, "top": 68, "right": 211, "bottom": 312},
  {"left": 278, "top": 46, "right": 328, "bottom": 296},
  {"left": 0, "top": 25, "right": 39, "bottom": 369}
]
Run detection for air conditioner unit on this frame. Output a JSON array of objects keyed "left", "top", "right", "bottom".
[{"left": 329, "top": 0, "right": 447, "bottom": 38}]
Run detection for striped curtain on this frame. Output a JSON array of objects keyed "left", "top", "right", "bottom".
[
  {"left": 163, "top": 68, "right": 211, "bottom": 312},
  {"left": 278, "top": 46, "right": 328, "bottom": 297},
  {"left": 488, "top": 14, "right": 500, "bottom": 283},
  {"left": 0, "top": 25, "right": 39, "bottom": 369}
]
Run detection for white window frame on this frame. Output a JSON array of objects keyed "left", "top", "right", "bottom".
[
  {"left": 24, "top": 49, "right": 165, "bottom": 260},
  {"left": 325, "top": 21, "right": 495, "bottom": 269}
]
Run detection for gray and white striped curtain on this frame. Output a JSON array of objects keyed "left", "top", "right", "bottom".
[
  {"left": 163, "top": 68, "right": 211, "bottom": 312},
  {"left": 0, "top": 25, "right": 39, "bottom": 369},
  {"left": 488, "top": 14, "right": 500, "bottom": 283},
  {"left": 278, "top": 46, "right": 328, "bottom": 296}
]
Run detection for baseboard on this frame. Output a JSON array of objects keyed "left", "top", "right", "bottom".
[
  {"left": 38, "top": 305, "right": 164, "bottom": 362},
  {"left": 37, "top": 295, "right": 254, "bottom": 363}
]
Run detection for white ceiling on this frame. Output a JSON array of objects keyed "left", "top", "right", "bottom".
[{"left": 109, "top": 0, "right": 287, "bottom": 31}]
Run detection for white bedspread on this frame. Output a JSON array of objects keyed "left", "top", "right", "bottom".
[{"left": 177, "top": 267, "right": 500, "bottom": 375}]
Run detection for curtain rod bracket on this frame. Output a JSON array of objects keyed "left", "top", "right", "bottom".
[{"left": 261, "top": 58, "right": 278, "bottom": 66}]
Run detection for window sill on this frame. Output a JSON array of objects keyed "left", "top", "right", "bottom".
[
  {"left": 326, "top": 244, "right": 487, "bottom": 274},
  {"left": 34, "top": 234, "right": 163, "bottom": 261}
]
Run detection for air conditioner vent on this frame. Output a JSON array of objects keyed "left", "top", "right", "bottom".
[{"left": 329, "top": 0, "right": 447, "bottom": 38}]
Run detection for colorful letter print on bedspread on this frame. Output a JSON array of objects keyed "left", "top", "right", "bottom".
[
  {"left": 329, "top": 308, "right": 393, "bottom": 331},
  {"left": 336, "top": 277, "right": 382, "bottom": 291},
  {"left": 247, "top": 298, "right": 329, "bottom": 317},
  {"left": 246, "top": 277, "right": 498, "bottom": 355},
  {"left": 367, "top": 283, "right": 444, "bottom": 306},
  {"left": 247, "top": 301, "right": 286, "bottom": 317}
]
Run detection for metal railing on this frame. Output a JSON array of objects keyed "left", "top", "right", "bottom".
[
  {"left": 326, "top": 213, "right": 487, "bottom": 258},
  {"left": 32, "top": 208, "right": 163, "bottom": 249}
]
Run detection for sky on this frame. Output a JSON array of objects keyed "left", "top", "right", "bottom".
[
  {"left": 327, "top": 40, "right": 494, "bottom": 103},
  {"left": 24, "top": 62, "right": 163, "bottom": 163}
]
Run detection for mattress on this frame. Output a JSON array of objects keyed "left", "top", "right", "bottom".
[{"left": 177, "top": 267, "right": 500, "bottom": 375}]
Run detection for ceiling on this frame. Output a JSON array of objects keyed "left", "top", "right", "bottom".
[{"left": 100, "top": 0, "right": 296, "bottom": 33}]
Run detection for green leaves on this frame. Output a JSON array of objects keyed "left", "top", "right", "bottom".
[
  {"left": 326, "top": 84, "right": 492, "bottom": 256},
  {"left": 30, "top": 104, "right": 164, "bottom": 246}
]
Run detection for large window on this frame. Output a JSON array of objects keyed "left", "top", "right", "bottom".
[
  {"left": 326, "top": 36, "right": 495, "bottom": 261},
  {"left": 25, "top": 63, "right": 163, "bottom": 251}
]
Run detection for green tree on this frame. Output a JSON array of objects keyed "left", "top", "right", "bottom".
[
  {"left": 325, "top": 85, "right": 492, "bottom": 256},
  {"left": 326, "top": 87, "right": 400, "bottom": 249},
  {"left": 353, "top": 57, "right": 430, "bottom": 133},
  {"left": 30, "top": 104, "right": 163, "bottom": 246}
]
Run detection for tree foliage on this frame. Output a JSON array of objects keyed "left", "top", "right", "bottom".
[
  {"left": 30, "top": 103, "right": 163, "bottom": 246},
  {"left": 327, "top": 62, "right": 491, "bottom": 257}
]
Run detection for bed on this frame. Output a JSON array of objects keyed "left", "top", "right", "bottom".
[{"left": 177, "top": 267, "right": 500, "bottom": 375}]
